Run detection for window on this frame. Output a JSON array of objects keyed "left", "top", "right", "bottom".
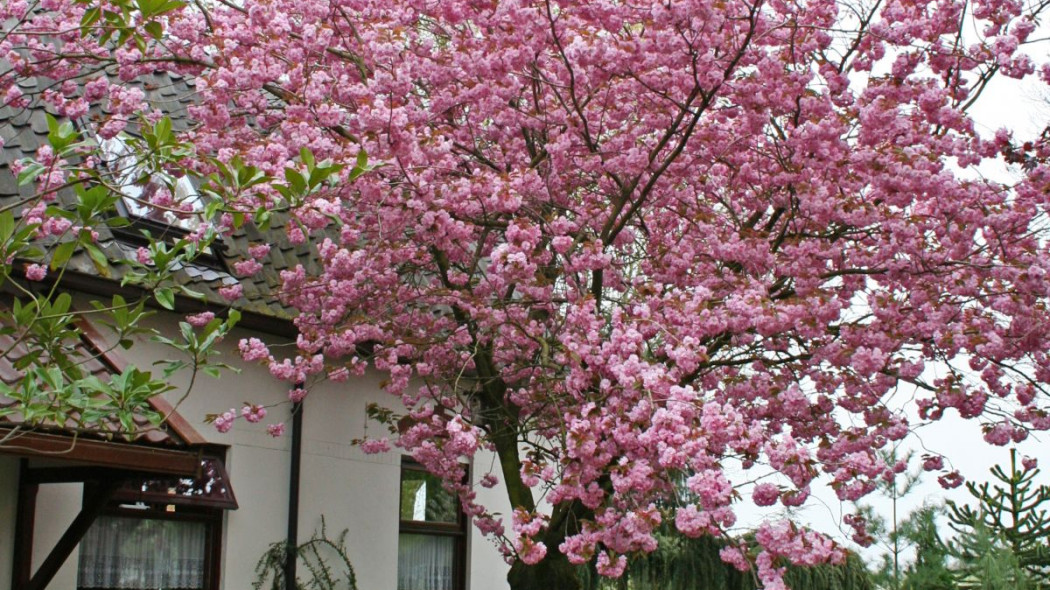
[
  {"left": 398, "top": 460, "right": 467, "bottom": 590},
  {"left": 75, "top": 457, "right": 236, "bottom": 590},
  {"left": 77, "top": 510, "right": 219, "bottom": 590},
  {"left": 98, "top": 134, "right": 227, "bottom": 269},
  {"left": 99, "top": 135, "right": 206, "bottom": 233}
]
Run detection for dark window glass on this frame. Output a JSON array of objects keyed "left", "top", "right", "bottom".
[
  {"left": 400, "top": 469, "right": 459, "bottom": 524},
  {"left": 397, "top": 460, "right": 467, "bottom": 590}
]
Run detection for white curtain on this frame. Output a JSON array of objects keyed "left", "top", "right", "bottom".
[
  {"left": 78, "top": 515, "right": 206, "bottom": 589},
  {"left": 398, "top": 534, "right": 454, "bottom": 590}
]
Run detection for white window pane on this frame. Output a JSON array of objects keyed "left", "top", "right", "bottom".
[
  {"left": 78, "top": 515, "right": 207, "bottom": 589},
  {"left": 397, "top": 534, "right": 454, "bottom": 590}
]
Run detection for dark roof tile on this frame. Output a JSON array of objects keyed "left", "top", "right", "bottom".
[{"left": 1, "top": 71, "right": 323, "bottom": 318}]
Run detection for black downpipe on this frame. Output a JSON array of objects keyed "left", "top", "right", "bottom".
[{"left": 285, "top": 398, "right": 304, "bottom": 590}]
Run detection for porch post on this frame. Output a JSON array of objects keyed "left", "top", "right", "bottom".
[{"left": 12, "top": 459, "right": 37, "bottom": 589}]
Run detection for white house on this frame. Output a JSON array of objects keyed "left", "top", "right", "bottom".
[{"left": 0, "top": 72, "right": 512, "bottom": 590}]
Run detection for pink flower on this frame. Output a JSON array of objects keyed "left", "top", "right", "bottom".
[
  {"left": 218, "top": 283, "right": 243, "bottom": 301},
  {"left": 249, "top": 244, "right": 271, "bottom": 259},
  {"left": 239, "top": 337, "right": 270, "bottom": 362},
  {"left": 267, "top": 423, "right": 286, "bottom": 437},
  {"left": 1022, "top": 456, "right": 1038, "bottom": 471},
  {"left": 287, "top": 226, "right": 306, "bottom": 245},
  {"left": 780, "top": 487, "right": 809, "bottom": 507},
  {"left": 328, "top": 367, "right": 350, "bottom": 382},
  {"left": 720, "top": 546, "right": 752, "bottom": 572},
  {"left": 844, "top": 513, "right": 874, "bottom": 546},
  {"left": 480, "top": 473, "right": 499, "bottom": 488},
  {"left": 233, "top": 259, "right": 263, "bottom": 276},
  {"left": 514, "top": 538, "right": 547, "bottom": 566},
  {"left": 25, "top": 263, "right": 46, "bottom": 281},
  {"left": 39, "top": 216, "right": 72, "bottom": 237},
  {"left": 595, "top": 552, "right": 627, "bottom": 578},
  {"left": 288, "top": 387, "right": 307, "bottom": 403},
  {"left": 752, "top": 483, "right": 780, "bottom": 507},
  {"left": 241, "top": 404, "right": 267, "bottom": 423},
  {"left": 186, "top": 311, "right": 215, "bottom": 327},
  {"left": 938, "top": 471, "right": 964, "bottom": 489},
  {"left": 360, "top": 437, "right": 391, "bottom": 454},
  {"left": 922, "top": 455, "right": 944, "bottom": 471},
  {"left": 213, "top": 408, "right": 237, "bottom": 433},
  {"left": 983, "top": 422, "right": 1014, "bottom": 446}
]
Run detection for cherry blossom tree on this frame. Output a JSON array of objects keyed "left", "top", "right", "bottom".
[{"left": 5, "top": 0, "right": 1050, "bottom": 588}]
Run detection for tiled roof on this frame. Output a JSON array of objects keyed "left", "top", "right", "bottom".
[
  {"left": 0, "top": 318, "right": 186, "bottom": 446},
  {"left": 0, "top": 71, "right": 322, "bottom": 321}
]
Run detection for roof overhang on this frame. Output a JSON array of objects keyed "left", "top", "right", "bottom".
[{"left": 0, "top": 427, "right": 202, "bottom": 476}]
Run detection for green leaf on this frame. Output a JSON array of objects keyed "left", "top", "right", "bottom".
[
  {"left": 179, "top": 286, "right": 206, "bottom": 300},
  {"left": 0, "top": 211, "right": 14, "bottom": 243},
  {"left": 81, "top": 6, "right": 102, "bottom": 29},
  {"left": 155, "top": 116, "right": 172, "bottom": 143},
  {"left": 51, "top": 292, "right": 72, "bottom": 315},
  {"left": 82, "top": 242, "right": 110, "bottom": 275},
  {"left": 155, "top": 288, "right": 175, "bottom": 310},
  {"left": 50, "top": 241, "right": 76, "bottom": 270},
  {"left": 284, "top": 168, "right": 306, "bottom": 194},
  {"left": 144, "top": 20, "right": 163, "bottom": 40},
  {"left": 300, "top": 146, "right": 315, "bottom": 169},
  {"left": 17, "top": 162, "right": 46, "bottom": 186}
]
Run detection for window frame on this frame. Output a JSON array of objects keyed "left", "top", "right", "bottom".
[
  {"left": 75, "top": 484, "right": 225, "bottom": 590},
  {"left": 398, "top": 458, "right": 468, "bottom": 590}
]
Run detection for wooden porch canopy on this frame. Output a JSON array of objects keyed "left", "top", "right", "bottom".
[{"left": 1, "top": 321, "right": 237, "bottom": 590}]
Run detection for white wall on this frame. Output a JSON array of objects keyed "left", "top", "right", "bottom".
[
  {"left": 469, "top": 450, "right": 515, "bottom": 590},
  {"left": 31, "top": 482, "right": 84, "bottom": 590},
  {"left": 298, "top": 374, "right": 402, "bottom": 590},
  {"left": 110, "top": 315, "right": 296, "bottom": 589},
  {"left": 0, "top": 466, "right": 84, "bottom": 590}
]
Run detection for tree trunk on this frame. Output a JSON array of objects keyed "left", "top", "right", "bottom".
[{"left": 507, "top": 550, "right": 581, "bottom": 590}]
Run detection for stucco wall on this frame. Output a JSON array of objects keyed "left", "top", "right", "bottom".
[
  {"left": 32, "top": 482, "right": 84, "bottom": 589},
  {"left": 0, "top": 466, "right": 85, "bottom": 590},
  {"left": 468, "top": 451, "right": 516, "bottom": 589}
]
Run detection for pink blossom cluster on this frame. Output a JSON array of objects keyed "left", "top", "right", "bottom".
[
  {"left": 212, "top": 408, "right": 237, "bottom": 433},
  {"left": 241, "top": 404, "right": 267, "bottom": 423},
  {"left": 186, "top": 311, "right": 215, "bottom": 327}
]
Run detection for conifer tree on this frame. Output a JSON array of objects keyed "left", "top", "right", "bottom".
[
  {"left": 947, "top": 450, "right": 1050, "bottom": 588},
  {"left": 894, "top": 506, "right": 953, "bottom": 590}
]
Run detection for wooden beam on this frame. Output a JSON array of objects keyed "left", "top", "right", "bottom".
[
  {"left": 23, "top": 465, "right": 144, "bottom": 485},
  {"left": 145, "top": 396, "right": 209, "bottom": 445},
  {"left": 25, "top": 478, "right": 122, "bottom": 590},
  {"left": 12, "top": 459, "right": 37, "bottom": 589},
  {"left": 0, "top": 429, "right": 200, "bottom": 475}
]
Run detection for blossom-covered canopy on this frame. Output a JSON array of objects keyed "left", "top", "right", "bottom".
[{"left": 4, "top": 0, "right": 1050, "bottom": 586}]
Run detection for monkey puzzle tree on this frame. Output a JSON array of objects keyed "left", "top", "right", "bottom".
[
  {"left": 947, "top": 451, "right": 1050, "bottom": 588},
  {"left": 6, "top": 0, "right": 1050, "bottom": 588}
]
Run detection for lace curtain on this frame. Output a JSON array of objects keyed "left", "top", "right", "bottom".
[
  {"left": 398, "top": 533, "right": 454, "bottom": 590},
  {"left": 78, "top": 515, "right": 206, "bottom": 589}
]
